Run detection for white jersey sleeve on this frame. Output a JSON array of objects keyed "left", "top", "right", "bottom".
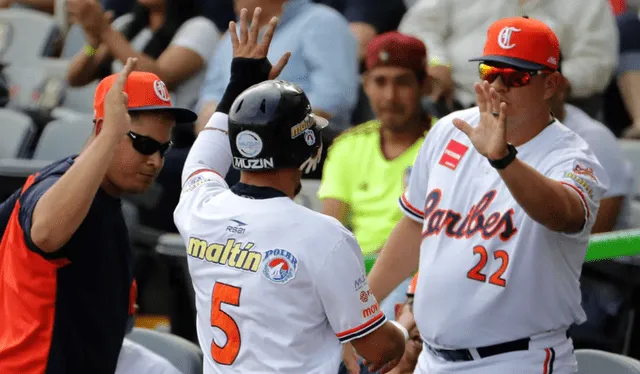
[
  {"left": 545, "top": 149, "right": 609, "bottom": 235},
  {"left": 174, "top": 112, "right": 232, "bottom": 231},
  {"left": 314, "top": 231, "right": 387, "bottom": 343}
]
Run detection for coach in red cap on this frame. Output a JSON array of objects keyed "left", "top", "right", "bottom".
[
  {"left": 0, "top": 58, "right": 197, "bottom": 374},
  {"left": 367, "top": 16, "right": 609, "bottom": 373}
]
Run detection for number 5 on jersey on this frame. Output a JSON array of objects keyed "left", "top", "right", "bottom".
[
  {"left": 467, "top": 245, "right": 509, "bottom": 287},
  {"left": 211, "top": 282, "right": 241, "bottom": 365}
]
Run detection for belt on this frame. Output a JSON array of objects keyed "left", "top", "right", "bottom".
[{"left": 425, "top": 331, "right": 570, "bottom": 362}]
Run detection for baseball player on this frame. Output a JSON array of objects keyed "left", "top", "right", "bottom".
[
  {"left": 173, "top": 8, "right": 406, "bottom": 374},
  {"left": 366, "top": 16, "right": 609, "bottom": 373}
]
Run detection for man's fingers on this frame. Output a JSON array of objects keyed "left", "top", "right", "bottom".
[
  {"left": 258, "top": 16, "right": 279, "bottom": 57},
  {"left": 114, "top": 57, "right": 137, "bottom": 88},
  {"left": 475, "top": 82, "right": 487, "bottom": 113},
  {"left": 498, "top": 102, "right": 507, "bottom": 130},
  {"left": 452, "top": 118, "right": 473, "bottom": 136},
  {"left": 238, "top": 8, "right": 248, "bottom": 45},
  {"left": 489, "top": 86, "right": 501, "bottom": 115},
  {"left": 268, "top": 52, "right": 291, "bottom": 80},
  {"left": 229, "top": 21, "right": 239, "bottom": 50},
  {"left": 248, "top": 7, "right": 261, "bottom": 47}
]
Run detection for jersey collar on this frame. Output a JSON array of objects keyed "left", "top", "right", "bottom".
[{"left": 230, "top": 182, "right": 288, "bottom": 199}]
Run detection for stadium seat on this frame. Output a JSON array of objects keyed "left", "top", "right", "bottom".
[
  {"left": 32, "top": 115, "right": 93, "bottom": 160},
  {"left": 54, "top": 79, "right": 98, "bottom": 118},
  {"left": 4, "top": 58, "right": 68, "bottom": 115},
  {"left": 619, "top": 140, "right": 640, "bottom": 197},
  {"left": 60, "top": 24, "right": 86, "bottom": 60},
  {"left": 126, "top": 327, "right": 203, "bottom": 374},
  {"left": 0, "top": 8, "right": 60, "bottom": 64},
  {"left": 576, "top": 349, "right": 640, "bottom": 373},
  {"left": 0, "top": 108, "right": 36, "bottom": 159},
  {"left": 294, "top": 179, "right": 322, "bottom": 212}
]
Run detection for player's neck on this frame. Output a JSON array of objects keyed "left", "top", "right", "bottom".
[
  {"left": 239, "top": 170, "right": 298, "bottom": 199},
  {"left": 379, "top": 114, "right": 426, "bottom": 149},
  {"left": 505, "top": 109, "right": 554, "bottom": 146}
]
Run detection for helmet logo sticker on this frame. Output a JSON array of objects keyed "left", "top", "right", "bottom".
[
  {"left": 236, "top": 130, "right": 263, "bottom": 158},
  {"left": 291, "top": 115, "right": 314, "bottom": 139},
  {"left": 303, "top": 129, "right": 315, "bottom": 146}
]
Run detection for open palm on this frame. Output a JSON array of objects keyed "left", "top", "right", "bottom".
[{"left": 452, "top": 81, "right": 509, "bottom": 160}]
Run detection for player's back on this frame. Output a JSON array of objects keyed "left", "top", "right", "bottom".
[{"left": 181, "top": 183, "right": 353, "bottom": 374}]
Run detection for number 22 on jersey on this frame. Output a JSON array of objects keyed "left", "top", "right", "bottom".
[
  {"left": 467, "top": 245, "right": 509, "bottom": 287},
  {"left": 211, "top": 282, "right": 242, "bottom": 365}
]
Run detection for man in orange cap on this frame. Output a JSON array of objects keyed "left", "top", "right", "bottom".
[
  {"left": 366, "top": 16, "right": 609, "bottom": 373},
  {"left": 0, "top": 58, "right": 197, "bottom": 373}
]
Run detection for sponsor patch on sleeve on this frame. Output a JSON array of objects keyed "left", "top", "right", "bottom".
[{"left": 563, "top": 171, "right": 593, "bottom": 199}]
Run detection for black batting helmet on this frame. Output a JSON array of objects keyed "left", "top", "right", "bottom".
[{"left": 228, "top": 80, "right": 328, "bottom": 173}]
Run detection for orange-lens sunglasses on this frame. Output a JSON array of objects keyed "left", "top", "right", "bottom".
[{"left": 478, "top": 63, "right": 550, "bottom": 88}]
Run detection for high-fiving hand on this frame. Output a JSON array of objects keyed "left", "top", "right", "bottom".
[
  {"left": 452, "top": 81, "right": 509, "bottom": 160},
  {"left": 229, "top": 7, "right": 291, "bottom": 80},
  {"left": 102, "top": 57, "right": 137, "bottom": 137}
]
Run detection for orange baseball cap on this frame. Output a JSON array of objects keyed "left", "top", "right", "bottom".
[
  {"left": 469, "top": 16, "right": 560, "bottom": 71},
  {"left": 93, "top": 71, "right": 197, "bottom": 124}
]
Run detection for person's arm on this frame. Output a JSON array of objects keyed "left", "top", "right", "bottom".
[
  {"left": 101, "top": 18, "right": 218, "bottom": 90},
  {"left": 592, "top": 197, "right": 624, "bottom": 233},
  {"left": 28, "top": 58, "right": 137, "bottom": 253},
  {"left": 315, "top": 231, "right": 405, "bottom": 372},
  {"left": 560, "top": 0, "right": 619, "bottom": 98},
  {"left": 318, "top": 137, "right": 353, "bottom": 224},
  {"left": 367, "top": 126, "right": 435, "bottom": 302},
  {"left": 302, "top": 13, "right": 359, "bottom": 120}
]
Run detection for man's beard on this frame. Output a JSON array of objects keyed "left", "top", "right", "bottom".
[{"left": 294, "top": 182, "right": 302, "bottom": 197}]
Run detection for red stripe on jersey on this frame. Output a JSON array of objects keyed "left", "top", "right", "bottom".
[
  {"left": 400, "top": 193, "right": 424, "bottom": 217},
  {"left": 335, "top": 311, "right": 385, "bottom": 339},
  {"left": 560, "top": 182, "right": 590, "bottom": 220}
]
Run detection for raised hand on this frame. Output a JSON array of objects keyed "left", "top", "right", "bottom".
[
  {"left": 103, "top": 57, "right": 137, "bottom": 137},
  {"left": 452, "top": 81, "right": 509, "bottom": 160},
  {"left": 229, "top": 7, "right": 291, "bottom": 80}
]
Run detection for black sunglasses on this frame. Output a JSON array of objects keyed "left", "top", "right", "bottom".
[{"left": 127, "top": 131, "right": 173, "bottom": 157}]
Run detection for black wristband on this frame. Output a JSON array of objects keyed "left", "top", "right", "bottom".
[
  {"left": 488, "top": 143, "right": 518, "bottom": 169},
  {"left": 216, "top": 58, "right": 273, "bottom": 114}
]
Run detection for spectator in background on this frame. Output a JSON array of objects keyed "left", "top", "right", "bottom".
[
  {"left": 604, "top": 3, "right": 640, "bottom": 138},
  {"left": 66, "top": 0, "right": 219, "bottom": 111},
  {"left": 195, "top": 0, "right": 359, "bottom": 132},
  {"left": 318, "top": 32, "right": 434, "bottom": 321},
  {"left": 398, "top": 0, "right": 618, "bottom": 119}
]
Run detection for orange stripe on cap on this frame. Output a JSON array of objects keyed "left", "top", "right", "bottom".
[{"left": 93, "top": 71, "right": 173, "bottom": 119}]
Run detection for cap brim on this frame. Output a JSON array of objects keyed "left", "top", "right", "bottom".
[
  {"left": 310, "top": 113, "right": 329, "bottom": 130},
  {"left": 128, "top": 105, "right": 198, "bottom": 124},
  {"left": 469, "top": 55, "right": 548, "bottom": 71}
]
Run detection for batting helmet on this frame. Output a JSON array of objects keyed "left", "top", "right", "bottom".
[{"left": 228, "top": 80, "right": 328, "bottom": 173}]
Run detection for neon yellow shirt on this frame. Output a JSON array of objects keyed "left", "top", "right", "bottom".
[{"left": 318, "top": 119, "right": 432, "bottom": 254}]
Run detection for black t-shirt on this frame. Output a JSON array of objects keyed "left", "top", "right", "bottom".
[{"left": 0, "top": 157, "right": 132, "bottom": 374}]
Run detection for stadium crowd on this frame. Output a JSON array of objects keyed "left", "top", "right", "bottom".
[{"left": 1, "top": 0, "right": 640, "bottom": 373}]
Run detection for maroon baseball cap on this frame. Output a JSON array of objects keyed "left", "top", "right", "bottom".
[{"left": 365, "top": 31, "right": 428, "bottom": 77}]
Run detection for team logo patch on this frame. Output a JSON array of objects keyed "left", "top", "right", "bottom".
[
  {"left": 303, "top": 129, "right": 316, "bottom": 146},
  {"left": 573, "top": 162, "right": 598, "bottom": 182},
  {"left": 184, "top": 174, "right": 210, "bottom": 192},
  {"left": 236, "top": 130, "right": 263, "bottom": 158},
  {"left": 262, "top": 248, "right": 298, "bottom": 284},
  {"left": 291, "top": 115, "right": 314, "bottom": 139},
  {"left": 153, "top": 80, "right": 170, "bottom": 102},
  {"left": 359, "top": 290, "right": 370, "bottom": 303},
  {"left": 439, "top": 139, "right": 468, "bottom": 170}
]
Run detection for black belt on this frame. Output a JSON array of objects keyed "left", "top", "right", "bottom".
[{"left": 426, "top": 331, "right": 570, "bottom": 362}]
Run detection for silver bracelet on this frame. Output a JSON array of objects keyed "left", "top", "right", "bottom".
[{"left": 390, "top": 320, "right": 409, "bottom": 342}]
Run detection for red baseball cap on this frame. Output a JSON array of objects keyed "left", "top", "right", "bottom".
[
  {"left": 366, "top": 31, "right": 427, "bottom": 77},
  {"left": 93, "top": 71, "right": 197, "bottom": 124},
  {"left": 470, "top": 16, "right": 560, "bottom": 71}
]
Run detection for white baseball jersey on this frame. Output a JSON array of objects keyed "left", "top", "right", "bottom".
[
  {"left": 399, "top": 107, "right": 609, "bottom": 349},
  {"left": 562, "top": 103, "right": 634, "bottom": 231},
  {"left": 174, "top": 113, "right": 386, "bottom": 374}
]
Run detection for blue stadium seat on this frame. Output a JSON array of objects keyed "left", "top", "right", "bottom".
[
  {"left": 0, "top": 8, "right": 60, "bottom": 64},
  {"left": 0, "top": 108, "right": 36, "bottom": 159}
]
